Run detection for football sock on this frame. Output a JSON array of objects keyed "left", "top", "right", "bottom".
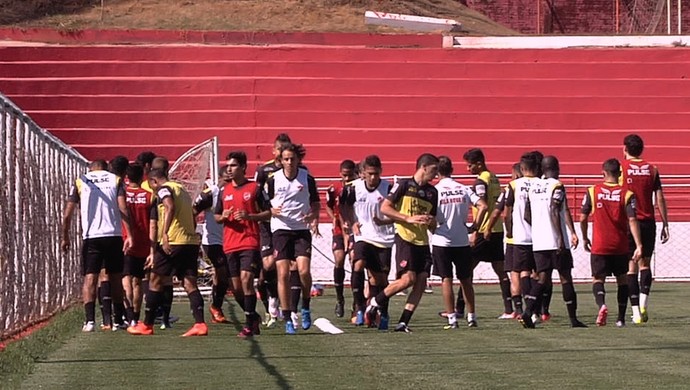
[
  {"left": 113, "top": 302, "right": 125, "bottom": 325},
  {"left": 144, "top": 290, "right": 163, "bottom": 326},
  {"left": 640, "top": 269, "right": 652, "bottom": 295},
  {"left": 302, "top": 296, "right": 311, "bottom": 310},
  {"left": 234, "top": 291, "right": 246, "bottom": 311},
  {"left": 512, "top": 295, "right": 524, "bottom": 315},
  {"left": 245, "top": 294, "right": 257, "bottom": 326},
  {"left": 627, "top": 273, "right": 640, "bottom": 306},
  {"left": 212, "top": 282, "right": 228, "bottom": 309},
  {"left": 290, "top": 270, "right": 301, "bottom": 312},
  {"left": 352, "top": 270, "right": 365, "bottom": 311},
  {"left": 525, "top": 281, "right": 545, "bottom": 314},
  {"left": 399, "top": 309, "right": 414, "bottom": 325},
  {"left": 375, "top": 291, "right": 390, "bottom": 307},
  {"left": 188, "top": 289, "right": 205, "bottom": 323},
  {"left": 562, "top": 282, "right": 578, "bottom": 319},
  {"left": 617, "top": 284, "right": 629, "bottom": 322},
  {"left": 520, "top": 276, "right": 532, "bottom": 304},
  {"left": 162, "top": 285, "right": 173, "bottom": 325},
  {"left": 593, "top": 282, "right": 606, "bottom": 307},
  {"left": 265, "top": 269, "right": 278, "bottom": 298},
  {"left": 125, "top": 307, "right": 135, "bottom": 323},
  {"left": 455, "top": 292, "right": 465, "bottom": 314},
  {"left": 85, "top": 302, "right": 96, "bottom": 323},
  {"left": 542, "top": 282, "right": 553, "bottom": 314},
  {"left": 334, "top": 267, "right": 345, "bottom": 302},
  {"left": 99, "top": 282, "right": 112, "bottom": 326},
  {"left": 499, "top": 277, "right": 513, "bottom": 313},
  {"left": 133, "top": 310, "right": 140, "bottom": 322},
  {"left": 282, "top": 309, "right": 292, "bottom": 322}
]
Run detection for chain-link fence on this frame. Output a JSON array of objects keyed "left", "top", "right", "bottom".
[
  {"left": 0, "top": 94, "right": 88, "bottom": 340},
  {"left": 311, "top": 176, "right": 690, "bottom": 285}
]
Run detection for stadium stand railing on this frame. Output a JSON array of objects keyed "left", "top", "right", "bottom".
[{"left": 0, "top": 93, "right": 87, "bottom": 340}]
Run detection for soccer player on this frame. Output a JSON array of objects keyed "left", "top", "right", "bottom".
[
  {"left": 366, "top": 153, "right": 439, "bottom": 333},
  {"left": 122, "top": 163, "right": 152, "bottom": 326},
  {"left": 61, "top": 159, "right": 132, "bottom": 332},
  {"left": 463, "top": 148, "right": 514, "bottom": 319},
  {"left": 339, "top": 155, "right": 395, "bottom": 329},
  {"left": 193, "top": 172, "right": 230, "bottom": 324},
  {"left": 326, "top": 159, "right": 357, "bottom": 318},
  {"left": 264, "top": 143, "right": 320, "bottom": 335},
  {"left": 521, "top": 156, "right": 586, "bottom": 328},
  {"left": 505, "top": 152, "right": 541, "bottom": 326},
  {"left": 581, "top": 158, "right": 643, "bottom": 327},
  {"left": 136, "top": 151, "right": 156, "bottom": 193},
  {"left": 254, "top": 133, "right": 292, "bottom": 326},
  {"left": 431, "top": 156, "right": 487, "bottom": 328},
  {"left": 621, "top": 134, "right": 670, "bottom": 323},
  {"left": 215, "top": 151, "right": 270, "bottom": 337},
  {"left": 127, "top": 168, "right": 207, "bottom": 336}
]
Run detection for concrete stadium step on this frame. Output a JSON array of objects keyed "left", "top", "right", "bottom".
[
  {"left": 47, "top": 128, "right": 690, "bottom": 147},
  {"left": 4, "top": 78, "right": 688, "bottom": 96},
  {"left": 11, "top": 95, "right": 690, "bottom": 113},
  {"left": 3, "top": 46, "right": 690, "bottom": 63},
  {"left": 2, "top": 61, "right": 687, "bottom": 79},
  {"left": 27, "top": 110, "right": 690, "bottom": 129}
]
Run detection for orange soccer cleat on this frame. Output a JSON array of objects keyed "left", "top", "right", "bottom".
[
  {"left": 209, "top": 306, "right": 229, "bottom": 324},
  {"left": 181, "top": 322, "right": 208, "bottom": 337},
  {"left": 127, "top": 322, "right": 154, "bottom": 336}
]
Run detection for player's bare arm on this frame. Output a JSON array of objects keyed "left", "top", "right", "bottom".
[
  {"left": 60, "top": 201, "right": 77, "bottom": 252},
  {"left": 656, "top": 187, "right": 670, "bottom": 243},
  {"left": 579, "top": 211, "right": 591, "bottom": 252},
  {"left": 161, "top": 196, "right": 175, "bottom": 254},
  {"left": 380, "top": 198, "right": 431, "bottom": 225},
  {"left": 117, "top": 194, "right": 133, "bottom": 254}
]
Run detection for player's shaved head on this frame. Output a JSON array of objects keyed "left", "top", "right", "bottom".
[
  {"left": 89, "top": 159, "right": 108, "bottom": 170},
  {"left": 148, "top": 168, "right": 168, "bottom": 180},
  {"left": 542, "top": 155, "right": 560, "bottom": 178},
  {"left": 602, "top": 158, "right": 621, "bottom": 176},
  {"left": 151, "top": 156, "right": 169, "bottom": 173}
]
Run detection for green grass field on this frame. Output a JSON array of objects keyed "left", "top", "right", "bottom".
[{"left": 7, "top": 283, "right": 690, "bottom": 389}]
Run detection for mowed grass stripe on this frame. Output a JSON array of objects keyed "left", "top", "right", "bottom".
[{"left": 17, "top": 283, "right": 690, "bottom": 389}]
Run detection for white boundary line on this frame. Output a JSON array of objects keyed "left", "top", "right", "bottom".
[{"left": 450, "top": 35, "right": 690, "bottom": 49}]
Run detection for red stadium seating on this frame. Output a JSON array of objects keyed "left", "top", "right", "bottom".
[{"left": 1, "top": 44, "right": 689, "bottom": 219}]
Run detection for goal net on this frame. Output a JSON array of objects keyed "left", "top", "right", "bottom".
[
  {"left": 623, "top": 0, "right": 667, "bottom": 34},
  {"left": 169, "top": 137, "right": 219, "bottom": 200}
]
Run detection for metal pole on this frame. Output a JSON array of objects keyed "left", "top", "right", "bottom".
[
  {"left": 678, "top": 0, "right": 682, "bottom": 34},
  {"left": 615, "top": 0, "right": 620, "bottom": 34},
  {"left": 668, "top": 0, "right": 672, "bottom": 34}
]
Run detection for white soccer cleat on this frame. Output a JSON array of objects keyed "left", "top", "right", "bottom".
[
  {"left": 291, "top": 312, "right": 300, "bottom": 327},
  {"left": 82, "top": 321, "right": 95, "bottom": 332},
  {"left": 268, "top": 297, "right": 280, "bottom": 318}
]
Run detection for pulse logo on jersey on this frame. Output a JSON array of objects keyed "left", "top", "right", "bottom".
[
  {"left": 127, "top": 192, "right": 149, "bottom": 204},
  {"left": 597, "top": 188, "right": 622, "bottom": 202},
  {"left": 224, "top": 194, "right": 234, "bottom": 201},
  {"left": 627, "top": 163, "right": 651, "bottom": 176}
]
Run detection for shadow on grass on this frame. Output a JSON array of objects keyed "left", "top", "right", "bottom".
[{"left": 1, "top": 0, "right": 100, "bottom": 25}]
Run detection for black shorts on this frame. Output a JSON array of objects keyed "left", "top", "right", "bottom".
[
  {"left": 273, "top": 229, "right": 312, "bottom": 261},
  {"left": 629, "top": 220, "right": 656, "bottom": 258},
  {"left": 152, "top": 244, "right": 199, "bottom": 279},
  {"left": 591, "top": 254, "right": 628, "bottom": 277},
  {"left": 123, "top": 255, "right": 145, "bottom": 279},
  {"left": 471, "top": 232, "right": 505, "bottom": 262},
  {"left": 226, "top": 249, "right": 262, "bottom": 278},
  {"left": 353, "top": 241, "right": 392, "bottom": 274},
  {"left": 504, "top": 243, "right": 515, "bottom": 272},
  {"left": 512, "top": 244, "right": 535, "bottom": 273},
  {"left": 347, "top": 235, "right": 355, "bottom": 252},
  {"left": 395, "top": 235, "right": 432, "bottom": 277},
  {"left": 82, "top": 236, "right": 124, "bottom": 276},
  {"left": 534, "top": 250, "right": 573, "bottom": 273},
  {"left": 432, "top": 245, "right": 473, "bottom": 280},
  {"left": 203, "top": 244, "right": 228, "bottom": 270},
  {"left": 259, "top": 223, "right": 273, "bottom": 258},
  {"left": 332, "top": 234, "right": 345, "bottom": 252}
]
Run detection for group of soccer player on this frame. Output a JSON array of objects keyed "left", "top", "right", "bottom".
[{"left": 62, "top": 131, "right": 669, "bottom": 336}]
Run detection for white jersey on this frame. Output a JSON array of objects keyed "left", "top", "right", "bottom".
[
  {"left": 193, "top": 184, "right": 223, "bottom": 246},
  {"left": 431, "top": 178, "right": 480, "bottom": 247},
  {"left": 346, "top": 178, "right": 395, "bottom": 248},
  {"left": 507, "top": 176, "right": 538, "bottom": 246},
  {"left": 528, "top": 177, "right": 568, "bottom": 251},
  {"left": 266, "top": 168, "right": 319, "bottom": 232},
  {"left": 69, "top": 170, "right": 124, "bottom": 240}
]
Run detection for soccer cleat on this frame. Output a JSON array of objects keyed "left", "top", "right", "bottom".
[
  {"left": 444, "top": 322, "right": 459, "bottom": 330},
  {"left": 160, "top": 322, "right": 172, "bottom": 330},
  {"left": 354, "top": 310, "right": 365, "bottom": 326},
  {"left": 285, "top": 321, "right": 297, "bottom": 335},
  {"left": 519, "top": 313, "right": 535, "bottom": 329},
  {"left": 468, "top": 320, "right": 478, "bottom": 328},
  {"left": 251, "top": 313, "right": 262, "bottom": 335},
  {"left": 640, "top": 308, "right": 649, "bottom": 323},
  {"left": 268, "top": 297, "right": 280, "bottom": 318},
  {"left": 378, "top": 315, "right": 389, "bottom": 331},
  {"left": 498, "top": 312, "right": 516, "bottom": 320},
  {"left": 82, "top": 321, "right": 95, "bottom": 332},
  {"left": 632, "top": 314, "right": 643, "bottom": 324},
  {"left": 570, "top": 319, "right": 588, "bottom": 328},
  {"left": 394, "top": 322, "right": 411, "bottom": 333},
  {"left": 112, "top": 322, "right": 127, "bottom": 332},
  {"left": 365, "top": 307, "right": 379, "bottom": 328},
  {"left": 424, "top": 283, "right": 433, "bottom": 294},
  {"left": 291, "top": 312, "right": 300, "bottom": 328},
  {"left": 127, "top": 322, "right": 153, "bottom": 335},
  {"left": 596, "top": 305, "right": 608, "bottom": 327},
  {"left": 301, "top": 308, "right": 312, "bottom": 330},
  {"left": 209, "top": 305, "right": 229, "bottom": 324},
  {"left": 264, "top": 316, "right": 278, "bottom": 329},
  {"left": 237, "top": 327, "right": 254, "bottom": 339},
  {"left": 531, "top": 313, "right": 540, "bottom": 325},
  {"left": 615, "top": 320, "right": 626, "bottom": 328},
  {"left": 335, "top": 300, "right": 345, "bottom": 318},
  {"left": 100, "top": 323, "right": 112, "bottom": 332},
  {"left": 181, "top": 322, "right": 208, "bottom": 337},
  {"left": 541, "top": 313, "right": 551, "bottom": 323}
]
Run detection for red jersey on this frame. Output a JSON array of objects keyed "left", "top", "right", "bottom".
[
  {"left": 327, "top": 182, "right": 345, "bottom": 236},
  {"left": 123, "top": 186, "right": 153, "bottom": 258},
  {"left": 582, "top": 183, "right": 636, "bottom": 255},
  {"left": 214, "top": 181, "right": 262, "bottom": 253},
  {"left": 621, "top": 158, "right": 661, "bottom": 222}
]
